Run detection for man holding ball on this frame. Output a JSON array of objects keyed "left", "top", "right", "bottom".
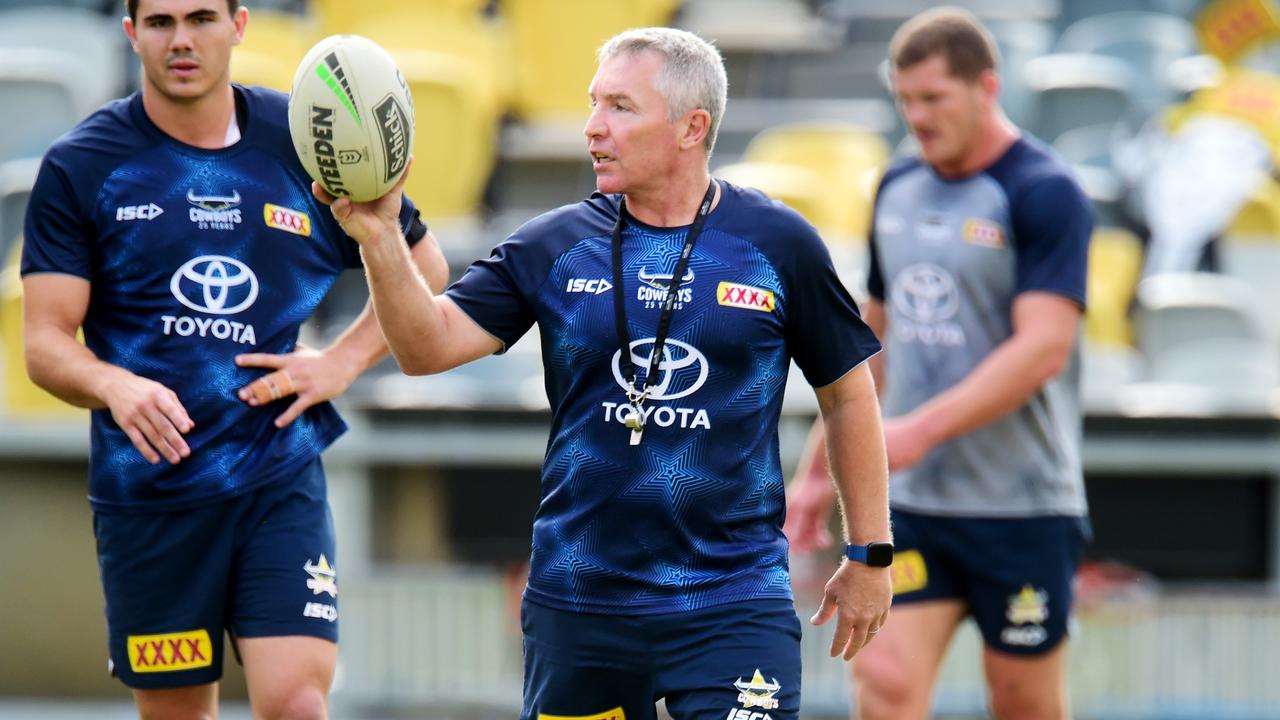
[
  {"left": 326, "top": 26, "right": 892, "bottom": 720},
  {"left": 21, "top": 1, "right": 445, "bottom": 717}
]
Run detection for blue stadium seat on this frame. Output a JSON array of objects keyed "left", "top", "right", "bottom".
[
  {"left": 1023, "top": 52, "right": 1136, "bottom": 144},
  {"left": 0, "top": 50, "right": 83, "bottom": 164},
  {"left": 1132, "top": 272, "right": 1277, "bottom": 411},
  {"left": 0, "top": 6, "right": 128, "bottom": 108},
  {"left": 0, "top": 157, "right": 37, "bottom": 268},
  {"left": 1056, "top": 11, "right": 1199, "bottom": 117}
]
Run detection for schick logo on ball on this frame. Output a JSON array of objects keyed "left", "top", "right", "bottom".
[{"left": 374, "top": 95, "right": 409, "bottom": 182}]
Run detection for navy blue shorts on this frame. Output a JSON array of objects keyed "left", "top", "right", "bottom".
[
  {"left": 93, "top": 458, "right": 337, "bottom": 689},
  {"left": 888, "top": 508, "right": 1089, "bottom": 655},
  {"left": 521, "top": 598, "right": 801, "bottom": 720}
]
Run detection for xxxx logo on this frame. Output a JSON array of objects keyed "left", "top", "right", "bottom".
[
  {"left": 127, "top": 629, "right": 213, "bottom": 673},
  {"left": 264, "top": 203, "right": 311, "bottom": 237},
  {"left": 717, "top": 281, "right": 775, "bottom": 313}
]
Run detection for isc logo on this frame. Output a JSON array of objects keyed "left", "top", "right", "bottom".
[
  {"left": 566, "top": 278, "right": 612, "bottom": 295},
  {"left": 116, "top": 203, "right": 164, "bottom": 221},
  {"left": 725, "top": 711, "right": 773, "bottom": 720},
  {"left": 303, "top": 602, "right": 337, "bottom": 622}
]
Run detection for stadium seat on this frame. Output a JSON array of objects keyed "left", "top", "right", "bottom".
[
  {"left": 0, "top": 5, "right": 127, "bottom": 111},
  {"left": 1023, "top": 53, "right": 1136, "bottom": 144},
  {"left": 0, "top": 242, "right": 82, "bottom": 418},
  {"left": 1052, "top": 123, "right": 1126, "bottom": 226},
  {"left": 1225, "top": 175, "right": 1280, "bottom": 240},
  {"left": 0, "top": 158, "right": 36, "bottom": 272},
  {"left": 312, "top": 0, "right": 493, "bottom": 34},
  {"left": 230, "top": 9, "right": 321, "bottom": 92},
  {"left": 987, "top": 19, "right": 1056, "bottom": 130},
  {"left": 1132, "top": 272, "right": 1278, "bottom": 403},
  {"left": 713, "top": 161, "right": 828, "bottom": 231},
  {"left": 1085, "top": 227, "right": 1144, "bottom": 348},
  {"left": 1080, "top": 339, "right": 1144, "bottom": 414},
  {"left": 350, "top": 9, "right": 515, "bottom": 125},
  {"left": 393, "top": 51, "right": 500, "bottom": 219},
  {"left": 1056, "top": 11, "right": 1199, "bottom": 116},
  {"left": 740, "top": 122, "right": 890, "bottom": 243},
  {"left": 503, "top": 0, "right": 681, "bottom": 123},
  {"left": 0, "top": 49, "right": 86, "bottom": 164}
]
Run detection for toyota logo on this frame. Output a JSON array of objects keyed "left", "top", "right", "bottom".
[
  {"left": 891, "top": 263, "right": 958, "bottom": 324},
  {"left": 170, "top": 255, "right": 259, "bottom": 315},
  {"left": 611, "top": 338, "right": 708, "bottom": 400}
]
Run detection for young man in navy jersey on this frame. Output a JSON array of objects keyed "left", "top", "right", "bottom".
[
  {"left": 321, "top": 26, "right": 892, "bottom": 720},
  {"left": 786, "top": 8, "right": 1093, "bottom": 720},
  {"left": 21, "top": 1, "right": 446, "bottom": 717}
]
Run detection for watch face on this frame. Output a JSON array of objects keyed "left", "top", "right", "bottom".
[{"left": 867, "top": 543, "right": 894, "bottom": 567}]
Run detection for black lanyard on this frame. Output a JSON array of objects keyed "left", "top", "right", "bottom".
[{"left": 611, "top": 179, "right": 716, "bottom": 444}]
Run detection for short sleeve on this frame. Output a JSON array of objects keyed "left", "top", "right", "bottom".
[
  {"left": 1012, "top": 173, "right": 1093, "bottom": 306},
  {"left": 866, "top": 232, "right": 885, "bottom": 302},
  {"left": 21, "top": 153, "right": 93, "bottom": 278},
  {"left": 444, "top": 228, "right": 546, "bottom": 352},
  {"left": 784, "top": 223, "right": 882, "bottom": 387},
  {"left": 400, "top": 195, "right": 428, "bottom": 247}
]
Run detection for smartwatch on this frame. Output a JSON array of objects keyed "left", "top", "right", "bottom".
[{"left": 844, "top": 542, "right": 894, "bottom": 567}]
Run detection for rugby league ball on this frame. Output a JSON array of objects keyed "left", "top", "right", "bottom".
[{"left": 288, "top": 35, "right": 414, "bottom": 202}]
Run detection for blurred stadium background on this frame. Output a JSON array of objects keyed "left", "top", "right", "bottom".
[{"left": 3, "top": 0, "right": 1280, "bottom": 717}]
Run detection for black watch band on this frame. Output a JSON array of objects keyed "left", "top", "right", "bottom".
[{"left": 844, "top": 542, "right": 894, "bottom": 567}]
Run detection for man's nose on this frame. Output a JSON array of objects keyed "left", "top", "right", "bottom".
[{"left": 584, "top": 106, "right": 606, "bottom": 140}]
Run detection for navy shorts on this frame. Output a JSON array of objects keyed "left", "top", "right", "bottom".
[
  {"left": 521, "top": 597, "right": 801, "bottom": 720},
  {"left": 93, "top": 458, "right": 338, "bottom": 689},
  {"left": 888, "top": 508, "right": 1089, "bottom": 655}
]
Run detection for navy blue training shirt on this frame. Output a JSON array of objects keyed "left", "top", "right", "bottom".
[
  {"left": 22, "top": 85, "right": 426, "bottom": 512},
  {"left": 447, "top": 181, "right": 881, "bottom": 614}
]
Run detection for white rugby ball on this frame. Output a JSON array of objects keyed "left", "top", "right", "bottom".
[{"left": 288, "top": 35, "right": 414, "bottom": 202}]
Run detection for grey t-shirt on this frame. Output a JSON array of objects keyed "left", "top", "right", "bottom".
[{"left": 867, "top": 137, "right": 1092, "bottom": 517}]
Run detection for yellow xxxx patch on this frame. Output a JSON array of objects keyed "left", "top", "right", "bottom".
[
  {"left": 717, "top": 282, "right": 775, "bottom": 312},
  {"left": 127, "top": 629, "right": 214, "bottom": 673},
  {"left": 263, "top": 203, "right": 311, "bottom": 237},
  {"left": 890, "top": 550, "right": 928, "bottom": 595},
  {"left": 538, "top": 708, "right": 625, "bottom": 720}
]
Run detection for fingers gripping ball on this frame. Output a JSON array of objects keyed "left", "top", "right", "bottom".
[{"left": 288, "top": 35, "right": 414, "bottom": 201}]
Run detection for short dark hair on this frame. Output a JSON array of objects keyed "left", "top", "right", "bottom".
[
  {"left": 125, "top": 0, "right": 240, "bottom": 22},
  {"left": 888, "top": 6, "right": 999, "bottom": 82}
]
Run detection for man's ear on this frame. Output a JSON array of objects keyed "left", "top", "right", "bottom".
[
  {"left": 122, "top": 15, "right": 139, "bottom": 54},
  {"left": 680, "top": 108, "right": 711, "bottom": 151},
  {"left": 232, "top": 6, "right": 249, "bottom": 46}
]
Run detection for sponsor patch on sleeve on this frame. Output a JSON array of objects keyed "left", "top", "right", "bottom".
[
  {"left": 717, "top": 282, "right": 775, "bottom": 312},
  {"left": 127, "top": 629, "right": 214, "bottom": 673},
  {"left": 890, "top": 549, "right": 928, "bottom": 595},
  {"left": 263, "top": 203, "right": 312, "bottom": 237}
]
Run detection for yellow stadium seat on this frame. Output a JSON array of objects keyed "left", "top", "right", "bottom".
[
  {"left": 312, "top": 0, "right": 495, "bottom": 35},
  {"left": 503, "top": 0, "right": 681, "bottom": 123},
  {"left": 742, "top": 122, "right": 890, "bottom": 242},
  {"left": 394, "top": 51, "right": 499, "bottom": 219},
  {"left": 1085, "top": 227, "right": 1144, "bottom": 347},
  {"left": 231, "top": 10, "right": 322, "bottom": 92},
  {"left": 0, "top": 242, "right": 83, "bottom": 418},
  {"left": 714, "top": 161, "right": 828, "bottom": 230},
  {"left": 1225, "top": 175, "right": 1280, "bottom": 241},
  {"left": 349, "top": 10, "right": 515, "bottom": 123}
]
